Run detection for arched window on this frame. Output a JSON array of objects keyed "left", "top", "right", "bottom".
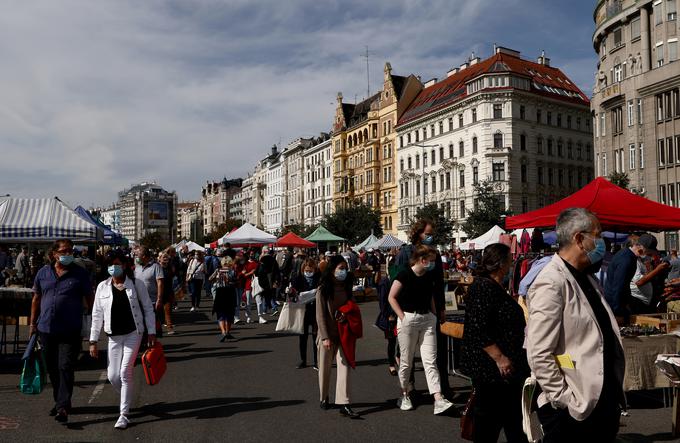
[
  {"left": 472, "top": 136, "right": 478, "bottom": 154},
  {"left": 364, "top": 128, "right": 368, "bottom": 141},
  {"left": 400, "top": 159, "right": 404, "bottom": 171}
]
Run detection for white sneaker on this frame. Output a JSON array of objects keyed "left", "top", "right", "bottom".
[
  {"left": 398, "top": 394, "right": 414, "bottom": 411},
  {"left": 246, "top": 318, "right": 253, "bottom": 324},
  {"left": 234, "top": 318, "right": 241, "bottom": 325},
  {"left": 190, "top": 307, "right": 195, "bottom": 312},
  {"left": 433, "top": 398, "right": 454, "bottom": 415},
  {"left": 114, "top": 415, "right": 129, "bottom": 429},
  {"left": 258, "top": 317, "right": 267, "bottom": 324}
]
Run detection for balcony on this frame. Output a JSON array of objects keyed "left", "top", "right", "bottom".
[{"left": 485, "top": 146, "right": 512, "bottom": 158}]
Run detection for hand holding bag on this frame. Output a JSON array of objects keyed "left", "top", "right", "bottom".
[
  {"left": 251, "top": 276, "right": 264, "bottom": 296},
  {"left": 141, "top": 341, "right": 167, "bottom": 385},
  {"left": 275, "top": 302, "right": 305, "bottom": 334},
  {"left": 19, "top": 334, "right": 47, "bottom": 395}
]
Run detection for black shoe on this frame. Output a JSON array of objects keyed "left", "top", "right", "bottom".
[
  {"left": 55, "top": 409, "right": 68, "bottom": 423},
  {"left": 339, "top": 405, "right": 360, "bottom": 419},
  {"left": 49, "top": 407, "right": 58, "bottom": 417},
  {"left": 320, "top": 397, "right": 330, "bottom": 410},
  {"left": 219, "top": 334, "right": 227, "bottom": 342},
  {"left": 296, "top": 362, "right": 307, "bottom": 369},
  {"left": 226, "top": 334, "right": 238, "bottom": 342}
]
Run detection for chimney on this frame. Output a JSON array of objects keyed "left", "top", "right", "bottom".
[
  {"left": 459, "top": 62, "right": 468, "bottom": 71},
  {"left": 495, "top": 46, "right": 521, "bottom": 58},
  {"left": 271, "top": 145, "right": 278, "bottom": 156},
  {"left": 424, "top": 77, "right": 438, "bottom": 87},
  {"left": 447, "top": 67, "right": 459, "bottom": 77},
  {"left": 470, "top": 56, "right": 481, "bottom": 65},
  {"left": 537, "top": 50, "right": 551, "bottom": 66}
]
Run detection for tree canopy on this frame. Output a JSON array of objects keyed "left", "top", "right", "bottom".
[
  {"left": 461, "top": 180, "right": 512, "bottom": 239},
  {"left": 608, "top": 171, "right": 630, "bottom": 190},
  {"left": 409, "top": 203, "right": 455, "bottom": 246},
  {"left": 321, "top": 200, "right": 383, "bottom": 245}
]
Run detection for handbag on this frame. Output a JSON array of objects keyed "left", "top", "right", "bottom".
[
  {"left": 251, "top": 276, "right": 264, "bottom": 296},
  {"left": 19, "top": 334, "right": 47, "bottom": 395},
  {"left": 275, "top": 302, "right": 306, "bottom": 334},
  {"left": 141, "top": 341, "right": 167, "bottom": 385},
  {"left": 460, "top": 388, "right": 476, "bottom": 441}
]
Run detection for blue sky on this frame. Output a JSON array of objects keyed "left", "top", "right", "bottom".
[{"left": 0, "top": 0, "right": 598, "bottom": 207}]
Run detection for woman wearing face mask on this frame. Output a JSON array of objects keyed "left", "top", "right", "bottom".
[
  {"left": 316, "top": 255, "right": 360, "bottom": 419},
  {"left": 292, "top": 259, "right": 321, "bottom": 369},
  {"left": 388, "top": 245, "right": 454, "bottom": 415},
  {"left": 89, "top": 250, "right": 156, "bottom": 430},
  {"left": 461, "top": 243, "right": 530, "bottom": 442}
]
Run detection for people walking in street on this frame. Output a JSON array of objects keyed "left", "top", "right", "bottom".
[
  {"left": 204, "top": 249, "right": 220, "bottom": 301},
  {"left": 388, "top": 245, "right": 453, "bottom": 416},
  {"left": 158, "top": 252, "right": 176, "bottom": 335},
  {"left": 256, "top": 248, "right": 281, "bottom": 316},
  {"left": 316, "top": 255, "right": 360, "bottom": 419},
  {"left": 461, "top": 243, "right": 529, "bottom": 442},
  {"left": 241, "top": 251, "right": 259, "bottom": 323},
  {"left": 210, "top": 257, "right": 238, "bottom": 342},
  {"left": 29, "top": 239, "right": 93, "bottom": 424},
  {"left": 528, "top": 208, "right": 625, "bottom": 442},
  {"left": 14, "top": 246, "right": 30, "bottom": 287},
  {"left": 292, "top": 258, "right": 320, "bottom": 369},
  {"left": 134, "top": 246, "right": 164, "bottom": 337},
  {"left": 232, "top": 251, "right": 246, "bottom": 324},
  {"left": 375, "top": 268, "right": 399, "bottom": 376},
  {"left": 89, "top": 250, "right": 156, "bottom": 430},
  {"left": 186, "top": 251, "right": 205, "bottom": 312}
]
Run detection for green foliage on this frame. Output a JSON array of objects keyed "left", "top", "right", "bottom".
[
  {"left": 275, "top": 223, "right": 317, "bottom": 239},
  {"left": 608, "top": 171, "right": 630, "bottom": 190},
  {"left": 139, "top": 231, "right": 170, "bottom": 251},
  {"left": 410, "top": 203, "right": 455, "bottom": 246},
  {"left": 461, "top": 180, "right": 512, "bottom": 239},
  {"left": 202, "top": 219, "right": 241, "bottom": 244},
  {"left": 321, "top": 200, "right": 383, "bottom": 245}
]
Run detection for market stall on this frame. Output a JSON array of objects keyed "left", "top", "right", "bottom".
[
  {"left": 458, "top": 225, "right": 505, "bottom": 251},
  {"left": 275, "top": 232, "right": 315, "bottom": 248},
  {"left": 218, "top": 223, "right": 277, "bottom": 247},
  {"left": 74, "top": 205, "right": 124, "bottom": 245},
  {"left": 367, "top": 234, "right": 405, "bottom": 251}
]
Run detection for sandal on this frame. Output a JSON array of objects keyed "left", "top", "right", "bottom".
[{"left": 389, "top": 367, "right": 398, "bottom": 376}]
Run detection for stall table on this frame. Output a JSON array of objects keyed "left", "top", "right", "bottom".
[{"left": 0, "top": 287, "right": 33, "bottom": 355}]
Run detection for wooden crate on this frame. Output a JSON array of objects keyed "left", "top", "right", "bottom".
[{"left": 631, "top": 313, "right": 680, "bottom": 332}]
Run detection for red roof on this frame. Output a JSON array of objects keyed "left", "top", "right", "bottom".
[
  {"left": 398, "top": 51, "right": 590, "bottom": 126},
  {"left": 505, "top": 177, "right": 680, "bottom": 232},
  {"left": 275, "top": 232, "right": 316, "bottom": 248}
]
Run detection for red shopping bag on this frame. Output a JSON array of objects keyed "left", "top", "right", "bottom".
[{"left": 141, "top": 341, "right": 166, "bottom": 385}]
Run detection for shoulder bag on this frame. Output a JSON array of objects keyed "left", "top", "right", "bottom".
[{"left": 460, "top": 388, "right": 476, "bottom": 440}]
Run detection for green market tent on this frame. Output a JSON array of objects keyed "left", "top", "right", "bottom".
[
  {"left": 305, "top": 226, "right": 345, "bottom": 243},
  {"left": 353, "top": 233, "right": 379, "bottom": 251}
]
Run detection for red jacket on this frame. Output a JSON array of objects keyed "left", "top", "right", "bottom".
[{"left": 337, "top": 300, "right": 363, "bottom": 369}]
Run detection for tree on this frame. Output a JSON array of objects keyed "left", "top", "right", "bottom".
[
  {"left": 409, "top": 203, "right": 455, "bottom": 246},
  {"left": 274, "top": 223, "right": 317, "bottom": 239},
  {"left": 202, "top": 219, "right": 241, "bottom": 245},
  {"left": 608, "top": 171, "right": 630, "bottom": 190},
  {"left": 321, "top": 200, "right": 383, "bottom": 245},
  {"left": 461, "top": 180, "right": 512, "bottom": 239},
  {"left": 139, "top": 231, "right": 170, "bottom": 252}
]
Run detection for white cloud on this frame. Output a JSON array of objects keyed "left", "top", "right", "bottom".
[{"left": 0, "top": 0, "right": 597, "bottom": 207}]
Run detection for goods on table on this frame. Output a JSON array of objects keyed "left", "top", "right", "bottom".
[
  {"left": 630, "top": 313, "right": 680, "bottom": 333},
  {"left": 619, "top": 324, "right": 663, "bottom": 337}
]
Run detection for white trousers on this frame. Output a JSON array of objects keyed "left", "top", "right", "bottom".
[
  {"left": 107, "top": 331, "right": 143, "bottom": 415},
  {"left": 396, "top": 312, "right": 441, "bottom": 394}
]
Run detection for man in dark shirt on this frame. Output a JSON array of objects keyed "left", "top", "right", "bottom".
[
  {"left": 604, "top": 233, "right": 656, "bottom": 320},
  {"left": 30, "top": 239, "right": 93, "bottom": 423}
]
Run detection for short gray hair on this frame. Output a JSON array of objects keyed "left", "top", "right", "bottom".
[{"left": 556, "top": 207, "right": 597, "bottom": 247}]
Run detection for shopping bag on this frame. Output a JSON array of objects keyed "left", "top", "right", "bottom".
[
  {"left": 252, "top": 276, "right": 264, "bottom": 296},
  {"left": 141, "top": 341, "right": 167, "bottom": 385},
  {"left": 521, "top": 377, "right": 544, "bottom": 442},
  {"left": 275, "top": 302, "right": 305, "bottom": 334},
  {"left": 19, "top": 335, "right": 47, "bottom": 395},
  {"left": 297, "top": 289, "right": 317, "bottom": 305}
]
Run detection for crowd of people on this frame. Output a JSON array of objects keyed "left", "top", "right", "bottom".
[{"left": 14, "top": 206, "right": 678, "bottom": 441}]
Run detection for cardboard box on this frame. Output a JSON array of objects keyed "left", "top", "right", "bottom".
[{"left": 631, "top": 313, "right": 680, "bottom": 333}]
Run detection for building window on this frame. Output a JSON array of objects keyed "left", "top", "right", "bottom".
[
  {"left": 548, "top": 167, "right": 554, "bottom": 185},
  {"left": 472, "top": 108, "right": 477, "bottom": 123},
  {"left": 407, "top": 157, "right": 412, "bottom": 169},
  {"left": 459, "top": 200, "right": 466, "bottom": 218},
  {"left": 656, "top": 0, "right": 664, "bottom": 25},
  {"left": 520, "top": 134, "right": 527, "bottom": 151},
  {"left": 415, "top": 130, "right": 420, "bottom": 142},
  {"left": 661, "top": 185, "right": 668, "bottom": 204},
  {"left": 448, "top": 117, "right": 453, "bottom": 131},
  {"left": 659, "top": 138, "right": 666, "bottom": 166},
  {"left": 557, "top": 113, "right": 562, "bottom": 127},
  {"left": 521, "top": 164, "right": 527, "bottom": 183},
  {"left": 492, "top": 162, "right": 505, "bottom": 181},
  {"left": 446, "top": 172, "right": 451, "bottom": 189},
  {"left": 631, "top": 17, "right": 641, "bottom": 40},
  {"left": 637, "top": 99, "right": 643, "bottom": 124},
  {"left": 440, "top": 174, "right": 444, "bottom": 190},
  {"left": 449, "top": 143, "right": 454, "bottom": 158},
  {"left": 439, "top": 121, "right": 443, "bottom": 134},
  {"left": 613, "top": 106, "right": 623, "bottom": 134},
  {"left": 669, "top": 0, "right": 678, "bottom": 21},
  {"left": 670, "top": 40, "right": 678, "bottom": 62},
  {"left": 439, "top": 146, "right": 444, "bottom": 163},
  {"left": 493, "top": 103, "right": 503, "bottom": 119},
  {"left": 547, "top": 138, "right": 554, "bottom": 156},
  {"left": 520, "top": 105, "right": 526, "bottom": 120},
  {"left": 493, "top": 133, "right": 503, "bottom": 149},
  {"left": 558, "top": 169, "right": 564, "bottom": 186},
  {"left": 459, "top": 169, "right": 465, "bottom": 187},
  {"left": 640, "top": 143, "right": 645, "bottom": 169},
  {"left": 657, "top": 43, "right": 665, "bottom": 67},
  {"left": 567, "top": 115, "right": 572, "bottom": 129},
  {"left": 600, "top": 112, "right": 606, "bottom": 136},
  {"left": 431, "top": 149, "right": 435, "bottom": 165},
  {"left": 538, "top": 166, "right": 544, "bottom": 184},
  {"left": 459, "top": 113, "right": 464, "bottom": 127},
  {"left": 577, "top": 117, "right": 582, "bottom": 130},
  {"left": 423, "top": 152, "right": 428, "bottom": 167},
  {"left": 668, "top": 136, "right": 675, "bottom": 164},
  {"left": 567, "top": 141, "right": 573, "bottom": 159},
  {"left": 522, "top": 196, "right": 528, "bottom": 213},
  {"left": 629, "top": 144, "right": 636, "bottom": 170},
  {"left": 627, "top": 100, "right": 634, "bottom": 126},
  {"left": 676, "top": 135, "right": 680, "bottom": 163},
  {"left": 472, "top": 137, "right": 478, "bottom": 154},
  {"left": 537, "top": 137, "right": 543, "bottom": 154},
  {"left": 473, "top": 166, "right": 479, "bottom": 184},
  {"left": 557, "top": 141, "right": 563, "bottom": 157},
  {"left": 602, "top": 153, "right": 608, "bottom": 175},
  {"left": 537, "top": 108, "right": 542, "bottom": 123},
  {"left": 613, "top": 64, "right": 623, "bottom": 82},
  {"left": 459, "top": 141, "right": 465, "bottom": 157},
  {"left": 415, "top": 154, "right": 420, "bottom": 169},
  {"left": 547, "top": 111, "right": 552, "bottom": 125}
]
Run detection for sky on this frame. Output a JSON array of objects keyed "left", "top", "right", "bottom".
[{"left": 0, "top": 0, "right": 599, "bottom": 208}]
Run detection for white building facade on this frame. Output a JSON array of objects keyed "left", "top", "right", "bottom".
[
  {"left": 396, "top": 47, "right": 594, "bottom": 244},
  {"left": 301, "top": 133, "right": 333, "bottom": 226}
]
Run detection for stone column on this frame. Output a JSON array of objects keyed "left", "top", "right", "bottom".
[{"left": 640, "top": 6, "right": 651, "bottom": 73}]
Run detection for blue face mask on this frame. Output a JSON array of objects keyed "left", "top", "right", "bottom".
[
  {"left": 108, "top": 265, "right": 124, "bottom": 278},
  {"left": 304, "top": 271, "right": 314, "bottom": 279},
  {"left": 585, "top": 237, "right": 606, "bottom": 265},
  {"left": 422, "top": 235, "right": 434, "bottom": 245},
  {"left": 423, "top": 261, "right": 435, "bottom": 272},
  {"left": 58, "top": 255, "right": 74, "bottom": 266},
  {"left": 334, "top": 269, "right": 348, "bottom": 282}
]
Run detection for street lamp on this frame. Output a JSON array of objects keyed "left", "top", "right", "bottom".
[{"left": 413, "top": 144, "right": 440, "bottom": 209}]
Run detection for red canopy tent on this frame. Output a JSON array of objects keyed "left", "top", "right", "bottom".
[
  {"left": 275, "top": 232, "right": 316, "bottom": 248},
  {"left": 505, "top": 177, "right": 680, "bottom": 231}
]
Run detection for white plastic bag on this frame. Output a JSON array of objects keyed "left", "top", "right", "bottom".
[{"left": 275, "top": 302, "right": 305, "bottom": 334}]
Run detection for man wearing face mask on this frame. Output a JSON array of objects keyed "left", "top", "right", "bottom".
[
  {"left": 30, "top": 239, "right": 93, "bottom": 424},
  {"left": 134, "top": 246, "right": 164, "bottom": 335},
  {"left": 604, "top": 233, "right": 657, "bottom": 322},
  {"left": 527, "top": 208, "right": 625, "bottom": 442},
  {"left": 393, "top": 218, "right": 450, "bottom": 396}
]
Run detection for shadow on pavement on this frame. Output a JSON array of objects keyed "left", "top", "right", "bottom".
[
  {"left": 165, "top": 349, "right": 271, "bottom": 363},
  {"left": 616, "top": 433, "right": 678, "bottom": 442}
]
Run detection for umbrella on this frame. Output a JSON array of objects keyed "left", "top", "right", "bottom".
[
  {"left": 367, "top": 234, "right": 405, "bottom": 250},
  {"left": 276, "top": 232, "right": 316, "bottom": 248}
]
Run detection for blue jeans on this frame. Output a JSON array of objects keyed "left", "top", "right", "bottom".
[{"left": 189, "top": 279, "right": 202, "bottom": 307}]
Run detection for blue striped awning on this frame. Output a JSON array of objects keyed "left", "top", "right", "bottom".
[
  {"left": 0, "top": 197, "right": 102, "bottom": 242},
  {"left": 367, "top": 234, "right": 405, "bottom": 251}
]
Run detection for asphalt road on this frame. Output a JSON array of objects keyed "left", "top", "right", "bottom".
[{"left": 0, "top": 298, "right": 678, "bottom": 442}]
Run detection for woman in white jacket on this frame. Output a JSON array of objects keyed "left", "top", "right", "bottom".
[{"left": 89, "top": 250, "right": 156, "bottom": 430}]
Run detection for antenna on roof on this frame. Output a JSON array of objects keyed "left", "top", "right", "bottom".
[{"left": 360, "top": 46, "right": 376, "bottom": 99}]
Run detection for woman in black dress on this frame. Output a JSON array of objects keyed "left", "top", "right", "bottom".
[
  {"left": 461, "top": 243, "right": 529, "bottom": 443},
  {"left": 209, "top": 258, "right": 237, "bottom": 342}
]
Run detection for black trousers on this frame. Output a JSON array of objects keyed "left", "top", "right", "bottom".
[
  {"left": 299, "top": 304, "right": 317, "bottom": 365},
  {"left": 436, "top": 322, "right": 450, "bottom": 392},
  {"left": 40, "top": 332, "right": 81, "bottom": 411},
  {"left": 473, "top": 380, "right": 528, "bottom": 443},
  {"left": 537, "top": 393, "right": 620, "bottom": 443}
]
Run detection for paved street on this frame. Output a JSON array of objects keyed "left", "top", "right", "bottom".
[{"left": 1, "top": 299, "right": 678, "bottom": 442}]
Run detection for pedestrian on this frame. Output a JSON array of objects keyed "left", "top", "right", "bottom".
[
  {"left": 134, "top": 246, "right": 164, "bottom": 337},
  {"left": 461, "top": 243, "right": 529, "bottom": 442},
  {"left": 241, "top": 251, "right": 259, "bottom": 323},
  {"left": 88, "top": 250, "right": 156, "bottom": 429},
  {"left": 292, "top": 258, "right": 320, "bottom": 369},
  {"left": 158, "top": 252, "right": 176, "bottom": 335},
  {"left": 388, "top": 245, "right": 454, "bottom": 415},
  {"left": 29, "top": 239, "right": 93, "bottom": 423},
  {"left": 186, "top": 250, "right": 205, "bottom": 312},
  {"left": 527, "top": 208, "right": 625, "bottom": 442},
  {"left": 14, "top": 246, "right": 30, "bottom": 287},
  {"left": 316, "top": 255, "right": 361, "bottom": 419},
  {"left": 203, "top": 249, "right": 220, "bottom": 302},
  {"left": 232, "top": 251, "right": 246, "bottom": 324},
  {"left": 210, "top": 257, "right": 238, "bottom": 342},
  {"left": 256, "top": 247, "right": 281, "bottom": 316},
  {"left": 375, "top": 268, "right": 399, "bottom": 376}
]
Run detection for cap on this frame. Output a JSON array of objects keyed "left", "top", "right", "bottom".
[
  {"left": 638, "top": 234, "right": 658, "bottom": 253},
  {"left": 367, "top": 248, "right": 374, "bottom": 252}
]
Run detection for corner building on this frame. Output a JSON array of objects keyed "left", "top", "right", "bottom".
[
  {"left": 396, "top": 47, "right": 594, "bottom": 244},
  {"left": 592, "top": 0, "right": 680, "bottom": 249}
]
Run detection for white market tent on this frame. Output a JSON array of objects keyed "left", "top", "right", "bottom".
[
  {"left": 218, "top": 223, "right": 276, "bottom": 246},
  {"left": 367, "top": 234, "right": 405, "bottom": 251},
  {"left": 184, "top": 241, "right": 205, "bottom": 252},
  {"left": 458, "top": 225, "right": 505, "bottom": 251},
  {"left": 0, "top": 197, "right": 103, "bottom": 243},
  {"left": 353, "top": 233, "right": 379, "bottom": 252}
]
